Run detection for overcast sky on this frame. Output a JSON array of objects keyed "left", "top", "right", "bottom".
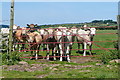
[{"left": 1, "top": 2, "right": 118, "bottom": 27}]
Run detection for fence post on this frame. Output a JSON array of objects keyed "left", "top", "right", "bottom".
[
  {"left": 117, "top": 15, "right": 120, "bottom": 78},
  {"left": 117, "top": 15, "right": 120, "bottom": 58},
  {"left": 8, "top": 0, "right": 14, "bottom": 59}
]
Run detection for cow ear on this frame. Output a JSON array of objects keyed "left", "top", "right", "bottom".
[
  {"left": 27, "top": 24, "right": 29, "bottom": 26},
  {"left": 44, "top": 29, "right": 48, "bottom": 31},
  {"left": 34, "top": 33, "right": 38, "bottom": 36},
  {"left": 35, "top": 24, "right": 38, "bottom": 26},
  {"left": 58, "top": 28, "right": 61, "bottom": 31},
  {"left": 68, "top": 27, "right": 71, "bottom": 30},
  {"left": 17, "top": 26, "right": 20, "bottom": 29},
  {"left": 54, "top": 28, "right": 57, "bottom": 31}
]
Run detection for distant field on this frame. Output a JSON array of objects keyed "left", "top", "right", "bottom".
[{"left": 2, "top": 30, "right": 118, "bottom": 78}]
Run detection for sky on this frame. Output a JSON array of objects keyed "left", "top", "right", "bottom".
[{"left": 1, "top": 2, "right": 118, "bottom": 27}]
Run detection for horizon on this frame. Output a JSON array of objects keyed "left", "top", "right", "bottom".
[{"left": 0, "top": 19, "right": 117, "bottom": 26}]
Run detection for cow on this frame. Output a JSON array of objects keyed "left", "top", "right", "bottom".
[
  {"left": 69, "top": 26, "right": 78, "bottom": 54},
  {"left": 13, "top": 26, "right": 29, "bottom": 52},
  {"left": 76, "top": 27, "right": 96, "bottom": 56},
  {"left": 37, "top": 28, "right": 48, "bottom": 51},
  {"left": 38, "top": 28, "right": 58, "bottom": 60},
  {"left": 45, "top": 28, "right": 58, "bottom": 60},
  {"left": 26, "top": 31, "right": 42, "bottom": 60},
  {"left": 54, "top": 26, "right": 72, "bottom": 62}
]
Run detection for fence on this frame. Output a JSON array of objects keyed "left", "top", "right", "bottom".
[{"left": 11, "top": 26, "right": 118, "bottom": 59}]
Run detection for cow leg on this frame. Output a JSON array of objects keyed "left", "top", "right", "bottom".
[
  {"left": 35, "top": 52, "right": 38, "bottom": 60},
  {"left": 82, "top": 43, "right": 84, "bottom": 53},
  {"left": 42, "top": 43, "right": 44, "bottom": 50},
  {"left": 13, "top": 39, "right": 17, "bottom": 51},
  {"left": 18, "top": 44, "right": 21, "bottom": 52},
  {"left": 52, "top": 47, "right": 56, "bottom": 61},
  {"left": 42, "top": 43, "right": 45, "bottom": 51},
  {"left": 22, "top": 44, "right": 26, "bottom": 52},
  {"left": 35, "top": 45, "right": 40, "bottom": 60},
  {"left": 77, "top": 42, "right": 80, "bottom": 53},
  {"left": 57, "top": 44, "right": 60, "bottom": 53},
  {"left": 83, "top": 42, "right": 87, "bottom": 56},
  {"left": 59, "top": 44, "right": 63, "bottom": 61},
  {"left": 89, "top": 44, "right": 92, "bottom": 55},
  {"left": 46, "top": 44, "right": 49, "bottom": 60},
  {"left": 30, "top": 45, "right": 33, "bottom": 59},
  {"left": 66, "top": 46, "right": 70, "bottom": 62},
  {"left": 69, "top": 45, "right": 72, "bottom": 55}
]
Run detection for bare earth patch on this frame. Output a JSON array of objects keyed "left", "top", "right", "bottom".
[
  {"left": 71, "top": 57, "right": 100, "bottom": 63},
  {"left": 63, "top": 65, "right": 93, "bottom": 69},
  {"left": 3, "top": 64, "right": 46, "bottom": 72}
]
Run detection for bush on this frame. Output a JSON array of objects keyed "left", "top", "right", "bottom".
[{"left": 2, "top": 51, "right": 21, "bottom": 65}]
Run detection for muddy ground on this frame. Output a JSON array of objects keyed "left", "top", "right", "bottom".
[{"left": 2, "top": 57, "right": 101, "bottom": 72}]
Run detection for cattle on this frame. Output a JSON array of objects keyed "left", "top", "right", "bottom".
[
  {"left": 54, "top": 26, "right": 72, "bottom": 62},
  {"left": 1, "top": 28, "right": 9, "bottom": 34},
  {"left": 38, "top": 28, "right": 58, "bottom": 60},
  {"left": 37, "top": 28, "right": 48, "bottom": 51},
  {"left": 26, "top": 31, "right": 42, "bottom": 60},
  {"left": 45, "top": 28, "right": 58, "bottom": 60},
  {"left": 0, "top": 26, "right": 9, "bottom": 52},
  {"left": 13, "top": 26, "right": 29, "bottom": 51},
  {"left": 27, "top": 24, "right": 38, "bottom": 32},
  {"left": 69, "top": 26, "right": 78, "bottom": 54},
  {"left": 76, "top": 27, "right": 96, "bottom": 56},
  {"left": 11, "top": 24, "right": 96, "bottom": 61}
]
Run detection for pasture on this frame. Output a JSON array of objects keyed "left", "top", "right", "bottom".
[{"left": 1, "top": 30, "right": 119, "bottom": 78}]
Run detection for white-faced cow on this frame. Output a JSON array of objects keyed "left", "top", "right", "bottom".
[{"left": 76, "top": 27, "right": 96, "bottom": 56}]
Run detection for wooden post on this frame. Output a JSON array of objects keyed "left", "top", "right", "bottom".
[
  {"left": 117, "top": 15, "right": 120, "bottom": 78},
  {"left": 9, "top": 0, "right": 14, "bottom": 57},
  {"left": 117, "top": 15, "right": 120, "bottom": 58}
]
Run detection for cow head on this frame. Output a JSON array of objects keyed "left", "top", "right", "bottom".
[
  {"left": 47, "top": 28, "right": 54, "bottom": 38},
  {"left": 90, "top": 28, "right": 96, "bottom": 36},
  {"left": 27, "top": 24, "right": 38, "bottom": 28},
  {"left": 26, "top": 32, "right": 36, "bottom": 43},
  {"left": 70, "top": 26, "right": 77, "bottom": 35}
]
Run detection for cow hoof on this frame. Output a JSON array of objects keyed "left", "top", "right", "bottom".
[
  {"left": 47, "top": 58, "right": 49, "bottom": 60},
  {"left": 68, "top": 60, "right": 70, "bottom": 63},
  {"left": 60, "top": 59, "right": 62, "bottom": 61},
  {"left": 76, "top": 50, "right": 80, "bottom": 53},
  {"left": 60, "top": 58, "right": 62, "bottom": 61},
  {"left": 53, "top": 59, "right": 56, "bottom": 61}
]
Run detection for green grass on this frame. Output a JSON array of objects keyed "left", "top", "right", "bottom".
[
  {"left": 2, "top": 62, "right": 118, "bottom": 78},
  {"left": 2, "top": 30, "right": 119, "bottom": 78}
]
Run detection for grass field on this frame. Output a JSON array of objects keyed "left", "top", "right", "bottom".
[{"left": 2, "top": 30, "right": 119, "bottom": 78}]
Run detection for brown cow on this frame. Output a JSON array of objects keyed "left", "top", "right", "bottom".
[
  {"left": 13, "top": 27, "right": 29, "bottom": 51},
  {"left": 26, "top": 31, "right": 42, "bottom": 60}
]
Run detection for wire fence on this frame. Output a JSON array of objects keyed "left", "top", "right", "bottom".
[{"left": 13, "top": 26, "right": 117, "bottom": 59}]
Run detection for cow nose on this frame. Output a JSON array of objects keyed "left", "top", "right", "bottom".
[
  {"left": 91, "top": 34, "right": 95, "bottom": 37},
  {"left": 41, "top": 35, "right": 44, "bottom": 39},
  {"left": 22, "top": 34, "right": 26, "bottom": 36},
  {"left": 22, "top": 34, "right": 27, "bottom": 37},
  {"left": 49, "top": 35, "right": 53, "bottom": 38}
]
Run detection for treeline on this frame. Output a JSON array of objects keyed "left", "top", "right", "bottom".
[
  {"left": 37, "top": 19, "right": 117, "bottom": 30},
  {"left": 91, "top": 20, "right": 117, "bottom": 24}
]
